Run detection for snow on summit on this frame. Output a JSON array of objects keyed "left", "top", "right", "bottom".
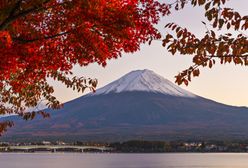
[{"left": 91, "top": 69, "right": 196, "bottom": 97}]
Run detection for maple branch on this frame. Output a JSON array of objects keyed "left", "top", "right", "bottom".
[
  {"left": 194, "top": 54, "right": 247, "bottom": 69},
  {"left": 8, "top": 0, "right": 22, "bottom": 17},
  {"left": 13, "top": 31, "right": 71, "bottom": 43},
  {"left": 176, "top": 53, "right": 248, "bottom": 85},
  {"left": 0, "top": 0, "right": 69, "bottom": 31},
  {"left": 0, "top": 0, "right": 22, "bottom": 30},
  {"left": 14, "top": 21, "right": 105, "bottom": 43},
  {"left": 209, "top": 54, "right": 248, "bottom": 58},
  {"left": 191, "top": 54, "right": 248, "bottom": 70}
]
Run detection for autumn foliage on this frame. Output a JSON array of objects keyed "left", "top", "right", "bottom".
[
  {"left": 0, "top": 0, "right": 170, "bottom": 134},
  {"left": 162, "top": 0, "right": 248, "bottom": 85},
  {"left": 0, "top": 0, "right": 247, "bottom": 135}
]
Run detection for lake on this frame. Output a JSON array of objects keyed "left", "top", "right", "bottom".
[{"left": 1, "top": 153, "right": 248, "bottom": 168}]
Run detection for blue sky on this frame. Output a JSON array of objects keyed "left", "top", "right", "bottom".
[{"left": 50, "top": 0, "right": 248, "bottom": 107}]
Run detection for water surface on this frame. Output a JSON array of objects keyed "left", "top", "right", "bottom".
[{"left": 1, "top": 153, "right": 248, "bottom": 168}]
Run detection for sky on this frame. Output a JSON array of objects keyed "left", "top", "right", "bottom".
[{"left": 51, "top": 0, "right": 248, "bottom": 107}]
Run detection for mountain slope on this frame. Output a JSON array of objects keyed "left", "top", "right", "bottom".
[{"left": 1, "top": 70, "right": 248, "bottom": 141}]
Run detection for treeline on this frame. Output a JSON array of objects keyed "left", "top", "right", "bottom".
[
  {"left": 110, "top": 140, "right": 171, "bottom": 153},
  {"left": 2, "top": 140, "right": 248, "bottom": 153},
  {"left": 109, "top": 140, "right": 248, "bottom": 153}
]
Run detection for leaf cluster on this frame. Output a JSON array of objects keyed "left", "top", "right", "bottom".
[
  {"left": 0, "top": 0, "right": 170, "bottom": 134},
  {"left": 163, "top": 0, "right": 248, "bottom": 85}
]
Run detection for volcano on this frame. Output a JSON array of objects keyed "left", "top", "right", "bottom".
[{"left": 1, "top": 69, "right": 248, "bottom": 141}]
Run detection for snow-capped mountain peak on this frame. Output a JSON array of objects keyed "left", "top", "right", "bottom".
[{"left": 91, "top": 69, "right": 196, "bottom": 97}]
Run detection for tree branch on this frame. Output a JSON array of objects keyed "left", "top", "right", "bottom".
[
  {"left": 0, "top": 0, "right": 52, "bottom": 31},
  {"left": 0, "top": 0, "right": 22, "bottom": 30},
  {"left": 13, "top": 31, "right": 71, "bottom": 43},
  {"left": 209, "top": 54, "right": 248, "bottom": 58}
]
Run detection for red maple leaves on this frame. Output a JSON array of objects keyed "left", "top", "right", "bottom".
[{"left": 0, "top": 0, "right": 170, "bottom": 134}]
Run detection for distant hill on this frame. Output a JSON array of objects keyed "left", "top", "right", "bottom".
[{"left": 1, "top": 69, "right": 248, "bottom": 142}]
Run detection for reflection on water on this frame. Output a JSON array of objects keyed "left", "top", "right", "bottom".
[{"left": 0, "top": 153, "right": 248, "bottom": 168}]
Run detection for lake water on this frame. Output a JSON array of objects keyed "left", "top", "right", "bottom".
[{"left": 1, "top": 153, "right": 248, "bottom": 168}]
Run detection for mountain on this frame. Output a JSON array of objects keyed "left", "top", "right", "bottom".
[
  {"left": 1, "top": 69, "right": 248, "bottom": 142},
  {"left": 91, "top": 69, "right": 195, "bottom": 97}
]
